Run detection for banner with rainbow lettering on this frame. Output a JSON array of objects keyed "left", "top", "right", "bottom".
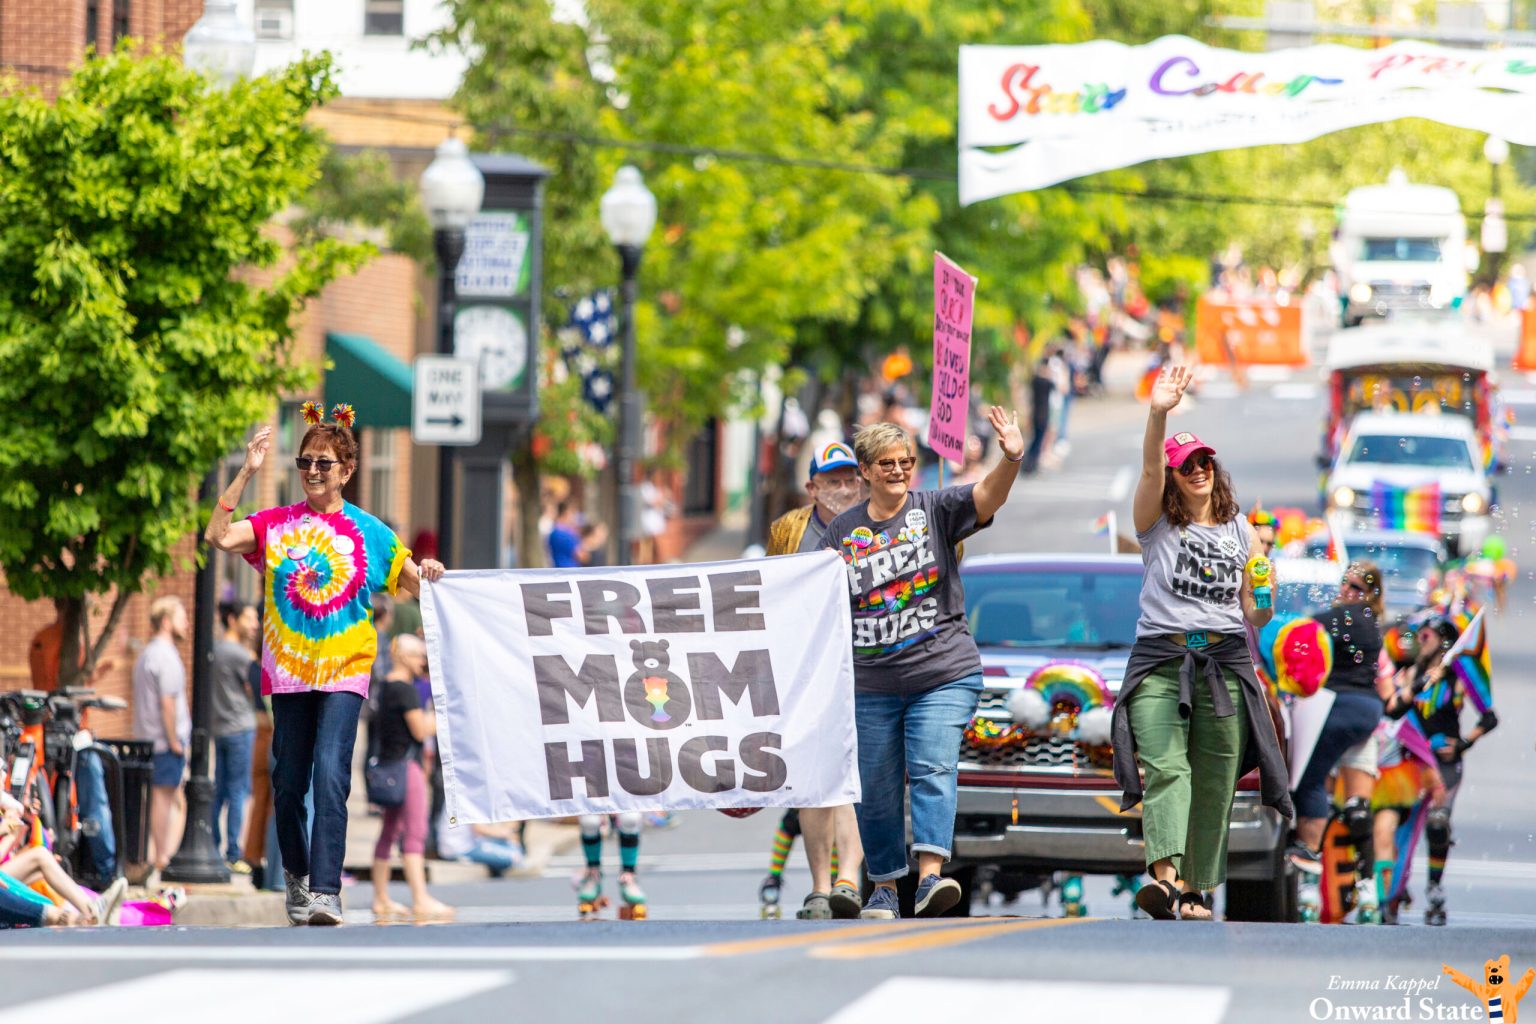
[{"left": 1368, "top": 481, "right": 1441, "bottom": 533}]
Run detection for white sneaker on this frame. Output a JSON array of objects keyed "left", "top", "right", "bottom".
[{"left": 94, "top": 877, "right": 128, "bottom": 926}]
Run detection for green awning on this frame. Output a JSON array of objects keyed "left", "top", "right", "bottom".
[{"left": 324, "top": 331, "right": 413, "bottom": 429}]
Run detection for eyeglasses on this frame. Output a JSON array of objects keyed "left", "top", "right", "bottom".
[
  {"left": 1342, "top": 579, "right": 1368, "bottom": 594},
  {"left": 1176, "top": 453, "right": 1214, "bottom": 476},
  {"left": 295, "top": 456, "right": 338, "bottom": 473},
  {"left": 873, "top": 457, "right": 917, "bottom": 473}
]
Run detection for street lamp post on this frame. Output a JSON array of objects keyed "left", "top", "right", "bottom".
[
  {"left": 1483, "top": 135, "right": 1510, "bottom": 288},
  {"left": 163, "top": 1, "right": 258, "bottom": 885},
  {"left": 419, "top": 138, "right": 487, "bottom": 566},
  {"left": 601, "top": 166, "right": 657, "bottom": 566}
]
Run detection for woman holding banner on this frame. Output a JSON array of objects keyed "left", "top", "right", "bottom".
[
  {"left": 1114, "top": 365, "right": 1289, "bottom": 921},
  {"left": 823, "top": 411, "right": 1025, "bottom": 920},
  {"left": 206, "top": 403, "right": 446, "bottom": 926}
]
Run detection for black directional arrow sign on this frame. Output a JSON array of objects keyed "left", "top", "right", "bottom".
[{"left": 412, "top": 355, "right": 482, "bottom": 446}]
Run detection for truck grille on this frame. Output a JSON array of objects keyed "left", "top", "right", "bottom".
[{"left": 962, "top": 688, "right": 1113, "bottom": 772}]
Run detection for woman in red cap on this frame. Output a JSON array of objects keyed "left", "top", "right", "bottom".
[{"left": 1111, "top": 365, "right": 1292, "bottom": 920}]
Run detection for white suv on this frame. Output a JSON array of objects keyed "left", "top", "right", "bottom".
[{"left": 1324, "top": 411, "right": 1491, "bottom": 556}]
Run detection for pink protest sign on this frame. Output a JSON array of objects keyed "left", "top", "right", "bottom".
[{"left": 929, "top": 252, "right": 977, "bottom": 465}]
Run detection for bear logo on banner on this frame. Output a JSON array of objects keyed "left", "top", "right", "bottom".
[{"left": 626, "top": 639, "right": 690, "bottom": 729}]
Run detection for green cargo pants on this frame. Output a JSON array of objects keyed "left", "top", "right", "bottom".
[{"left": 1126, "top": 658, "right": 1248, "bottom": 891}]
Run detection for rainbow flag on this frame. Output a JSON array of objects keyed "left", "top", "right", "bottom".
[
  {"left": 1445, "top": 608, "right": 1493, "bottom": 716},
  {"left": 1369, "top": 481, "right": 1441, "bottom": 533},
  {"left": 1091, "top": 512, "right": 1112, "bottom": 537}
]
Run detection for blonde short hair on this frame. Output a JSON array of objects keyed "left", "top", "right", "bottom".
[
  {"left": 391, "top": 633, "right": 426, "bottom": 660},
  {"left": 853, "top": 422, "right": 915, "bottom": 467},
  {"left": 149, "top": 596, "right": 185, "bottom": 631}
]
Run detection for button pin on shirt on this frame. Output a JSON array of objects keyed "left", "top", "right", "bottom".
[
  {"left": 331, "top": 536, "right": 355, "bottom": 556},
  {"left": 286, "top": 544, "right": 310, "bottom": 561}
]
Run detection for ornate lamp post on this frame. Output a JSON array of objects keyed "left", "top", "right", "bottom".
[
  {"left": 419, "top": 138, "right": 487, "bottom": 565},
  {"left": 600, "top": 166, "right": 657, "bottom": 565},
  {"left": 163, "top": 0, "right": 258, "bottom": 885}
]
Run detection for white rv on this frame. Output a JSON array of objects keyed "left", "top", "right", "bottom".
[{"left": 1332, "top": 172, "right": 1468, "bottom": 327}]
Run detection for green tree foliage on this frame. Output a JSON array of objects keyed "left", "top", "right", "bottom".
[
  {"left": 0, "top": 50, "right": 370, "bottom": 685},
  {"left": 294, "top": 146, "right": 434, "bottom": 262}
]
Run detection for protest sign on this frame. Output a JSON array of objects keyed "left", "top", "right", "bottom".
[
  {"left": 929, "top": 253, "right": 977, "bottom": 466},
  {"left": 420, "top": 552, "right": 859, "bottom": 823}
]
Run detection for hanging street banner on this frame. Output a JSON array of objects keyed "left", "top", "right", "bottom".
[
  {"left": 420, "top": 552, "right": 859, "bottom": 823},
  {"left": 959, "top": 35, "right": 1536, "bottom": 205},
  {"left": 928, "top": 252, "right": 977, "bottom": 465}
]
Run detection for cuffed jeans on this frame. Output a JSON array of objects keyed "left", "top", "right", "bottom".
[
  {"left": 855, "top": 673, "right": 984, "bottom": 882},
  {"left": 1127, "top": 660, "right": 1247, "bottom": 891},
  {"left": 75, "top": 750, "right": 116, "bottom": 882},
  {"left": 213, "top": 729, "right": 255, "bottom": 862},
  {"left": 271, "top": 692, "right": 363, "bottom": 896}
]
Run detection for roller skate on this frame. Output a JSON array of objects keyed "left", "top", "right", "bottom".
[
  {"left": 1353, "top": 879, "right": 1381, "bottom": 925},
  {"left": 759, "top": 874, "right": 783, "bottom": 919},
  {"left": 1297, "top": 880, "right": 1322, "bottom": 924},
  {"left": 1112, "top": 874, "right": 1146, "bottom": 919},
  {"left": 1424, "top": 883, "right": 1447, "bottom": 927},
  {"left": 1060, "top": 875, "right": 1086, "bottom": 918},
  {"left": 575, "top": 867, "right": 608, "bottom": 920},
  {"left": 617, "top": 871, "right": 648, "bottom": 921}
]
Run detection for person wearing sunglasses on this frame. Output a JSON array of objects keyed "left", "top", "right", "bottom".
[
  {"left": 205, "top": 405, "right": 446, "bottom": 926},
  {"left": 1115, "top": 365, "right": 1291, "bottom": 921},
  {"left": 822, "top": 410, "right": 1026, "bottom": 919},
  {"left": 1287, "top": 561, "right": 1388, "bottom": 918}
]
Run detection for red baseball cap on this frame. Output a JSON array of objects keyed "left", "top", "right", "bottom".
[{"left": 1164, "top": 431, "right": 1215, "bottom": 468}]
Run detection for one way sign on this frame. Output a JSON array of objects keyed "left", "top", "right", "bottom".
[{"left": 412, "top": 355, "right": 483, "bottom": 446}]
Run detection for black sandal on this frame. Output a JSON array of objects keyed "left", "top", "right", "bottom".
[
  {"left": 1178, "top": 890, "right": 1213, "bottom": 921},
  {"left": 1134, "top": 880, "right": 1180, "bottom": 921}
]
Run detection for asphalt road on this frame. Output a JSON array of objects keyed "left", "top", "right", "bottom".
[{"left": 3, "top": 320, "right": 1535, "bottom": 1024}]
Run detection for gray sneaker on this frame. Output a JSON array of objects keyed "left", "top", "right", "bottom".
[
  {"left": 94, "top": 877, "right": 128, "bottom": 926},
  {"left": 308, "top": 891, "right": 344, "bottom": 926},
  {"left": 284, "top": 871, "right": 313, "bottom": 926}
]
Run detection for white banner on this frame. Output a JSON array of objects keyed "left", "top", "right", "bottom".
[
  {"left": 960, "top": 35, "right": 1536, "bottom": 205},
  {"left": 421, "top": 551, "right": 859, "bottom": 823}
]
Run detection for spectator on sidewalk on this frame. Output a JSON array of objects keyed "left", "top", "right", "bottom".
[
  {"left": 1023, "top": 353, "right": 1055, "bottom": 474},
  {"left": 132, "top": 596, "right": 190, "bottom": 874},
  {"left": 548, "top": 502, "right": 605, "bottom": 567},
  {"left": 369, "top": 634, "right": 453, "bottom": 922},
  {"left": 242, "top": 610, "right": 276, "bottom": 886},
  {"left": 435, "top": 815, "right": 526, "bottom": 877},
  {"left": 211, "top": 600, "right": 259, "bottom": 874}
]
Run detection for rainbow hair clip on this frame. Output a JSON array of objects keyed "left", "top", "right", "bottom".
[
  {"left": 330, "top": 403, "right": 356, "bottom": 429},
  {"left": 300, "top": 400, "right": 325, "bottom": 426}
]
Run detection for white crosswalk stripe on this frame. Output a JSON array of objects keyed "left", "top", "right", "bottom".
[{"left": 823, "top": 977, "right": 1231, "bottom": 1024}]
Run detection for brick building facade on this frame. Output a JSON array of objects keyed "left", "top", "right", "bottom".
[{"left": 0, "top": 0, "right": 205, "bottom": 94}]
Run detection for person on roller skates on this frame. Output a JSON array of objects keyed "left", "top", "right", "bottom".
[
  {"left": 1380, "top": 613, "right": 1497, "bottom": 927},
  {"left": 765, "top": 443, "right": 867, "bottom": 921},
  {"left": 575, "top": 813, "right": 647, "bottom": 920}
]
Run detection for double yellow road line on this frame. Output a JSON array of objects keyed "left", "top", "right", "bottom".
[{"left": 703, "top": 916, "right": 1096, "bottom": 961}]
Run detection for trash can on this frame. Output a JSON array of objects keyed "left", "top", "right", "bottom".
[{"left": 97, "top": 739, "right": 153, "bottom": 870}]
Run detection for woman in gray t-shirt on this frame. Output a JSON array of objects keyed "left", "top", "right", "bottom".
[{"left": 1113, "top": 365, "right": 1290, "bottom": 921}]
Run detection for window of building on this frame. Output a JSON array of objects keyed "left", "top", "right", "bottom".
[
  {"left": 368, "top": 429, "right": 398, "bottom": 525},
  {"left": 363, "top": 0, "right": 405, "bottom": 36},
  {"left": 111, "top": 0, "right": 130, "bottom": 44},
  {"left": 255, "top": 0, "right": 295, "bottom": 40},
  {"left": 85, "top": 0, "right": 101, "bottom": 49},
  {"left": 274, "top": 401, "right": 303, "bottom": 510}
]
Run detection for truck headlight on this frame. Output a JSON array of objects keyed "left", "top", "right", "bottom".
[
  {"left": 1349, "top": 283, "right": 1374, "bottom": 304},
  {"left": 1462, "top": 492, "right": 1488, "bottom": 515},
  {"left": 1331, "top": 486, "right": 1357, "bottom": 508}
]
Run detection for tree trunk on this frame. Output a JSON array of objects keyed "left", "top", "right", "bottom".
[{"left": 55, "top": 596, "right": 85, "bottom": 690}]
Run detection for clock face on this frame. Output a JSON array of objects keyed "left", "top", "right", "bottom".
[{"left": 454, "top": 305, "right": 528, "bottom": 390}]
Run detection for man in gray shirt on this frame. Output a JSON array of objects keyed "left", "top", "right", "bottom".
[
  {"left": 211, "top": 601, "right": 259, "bottom": 871},
  {"left": 133, "top": 596, "right": 190, "bottom": 872}
]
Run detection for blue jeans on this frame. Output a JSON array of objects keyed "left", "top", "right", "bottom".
[
  {"left": 213, "top": 729, "right": 255, "bottom": 862},
  {"left": 854, "top": 673, "right": 984, "bottom": 881},
  {"left": 75, "top": 750, "right": 116, "bottom": 881},
  {"left": 0, "top": 875, "right": 47, "bottom": 927},
  {"left": 1292, "top": 689, "right": 1385, "bottom": 820},
  {"left": 271, "top": 692, "right": 363, "bottom": 896}
]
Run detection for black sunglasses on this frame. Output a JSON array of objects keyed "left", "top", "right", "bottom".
[
  {"left": 295, "top": 456, "right": 339, "bottom": 473},
  {"left": 1176, "top": 453, "right": 1214, "bottom": 477},
  {"left": 1342, "top": 578, "right": 1368, "bottom": 594}
]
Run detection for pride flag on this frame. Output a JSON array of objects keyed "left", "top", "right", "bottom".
[
  {"left": 1369, "top": 481, "right": 1441, "bottom": 533},
  {"left": 1091, "top": 512, "right": 1112, "bottom": 536},
  {"left": 1445, "top": 608, "right": 1493, "bottom": 716}
]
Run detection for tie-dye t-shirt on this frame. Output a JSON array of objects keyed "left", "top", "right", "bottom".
[
  {"left": 241, "top": 501, "right": 409, "bottom": 697},
  {"left": 821, "top": 485, "right": 989, "bottom": 696}
]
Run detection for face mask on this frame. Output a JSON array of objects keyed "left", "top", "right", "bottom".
[{"left": 816, "top": 481, "right": 862, "bottom": 517}]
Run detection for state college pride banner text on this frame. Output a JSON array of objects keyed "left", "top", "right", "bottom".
[
  {"left": 420, "top": 551, "right": 859, "bottom": 823},
  {"left": 960, "top": 35, "right": 1536, "bottom": 204}
]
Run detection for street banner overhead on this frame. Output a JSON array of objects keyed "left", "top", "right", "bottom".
[
  {"left": 928, "top": 252, "right": 977, "bottom": 466},
  {"left": 421, "top": 552, "right": 859, "bottom": 823},
  {"left": 960, "top": 35, "right": 1536, "bottom": 205}
]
